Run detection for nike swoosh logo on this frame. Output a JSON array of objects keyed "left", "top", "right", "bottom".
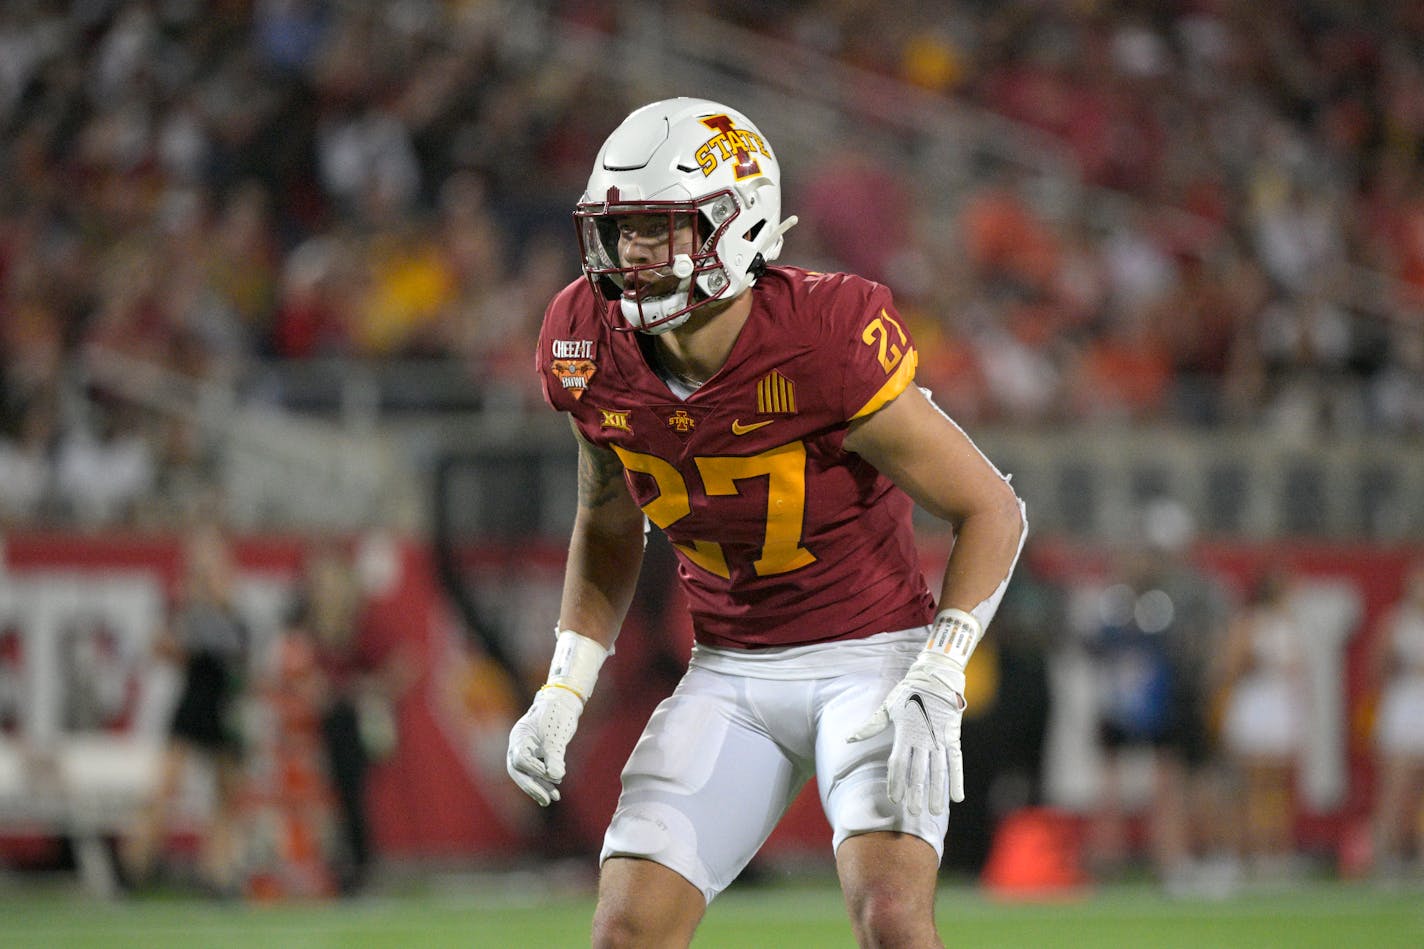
[
  {"left": 907, "top": 694, "right": 938, "bottom": 741},
  {"left": 731, "top": 418, "right": 774, "bottom": 435}
]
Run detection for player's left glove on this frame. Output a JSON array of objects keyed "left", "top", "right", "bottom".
[{"left": 847, "top": 609, "right": 981, "bottom": 816}]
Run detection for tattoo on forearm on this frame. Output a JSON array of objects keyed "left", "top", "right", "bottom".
[{"left": 574, "top": 425, "right": 625, "bottom": 510}]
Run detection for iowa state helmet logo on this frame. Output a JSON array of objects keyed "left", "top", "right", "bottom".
[{"left": 696, "top": 115, "right": 772, "bottom": 181}]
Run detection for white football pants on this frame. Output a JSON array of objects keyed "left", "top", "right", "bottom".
[{"left": 599, "top": 626, "right": 949, "bottom": 904}]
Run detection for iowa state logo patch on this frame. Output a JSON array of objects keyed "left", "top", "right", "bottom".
[{"left": 665, "top": 408, "right": 697, "bottom": 435}]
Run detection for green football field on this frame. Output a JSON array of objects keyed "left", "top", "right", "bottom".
[{"left": 2, "top": 877, "right": 1421, "bottom": 948}]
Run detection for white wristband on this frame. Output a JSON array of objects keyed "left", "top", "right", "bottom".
[
  {"left": 544, "top": 628, "right": 608, "bottom": 704},
  {"left": 924, "top": 608, "right": 983, "bottom": 668}
]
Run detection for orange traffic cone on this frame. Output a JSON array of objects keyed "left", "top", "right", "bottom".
[{"left": 981, "top": 807, "right": 1090, "bottom": 901}]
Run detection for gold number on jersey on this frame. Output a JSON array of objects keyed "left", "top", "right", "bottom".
[
  {"left": 696, "top": 443, "right": 817, "bottom": 576},
  {"left": 612, "top": 442, "right": 816, "bottom": 579},
  {"left": 612, "top": 447, "right": 730, "bottom": 577},
  {"left": 862, "top": 308, "right": 908, "bottom": 374}
]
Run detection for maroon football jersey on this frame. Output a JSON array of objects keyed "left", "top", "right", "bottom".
[{"left": 536, "top": 265, "right": 936, "bottom": 649}]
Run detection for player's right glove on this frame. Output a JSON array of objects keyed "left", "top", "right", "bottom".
[
  {"left": 847, "top": 609, "right": 980, "bottom": 816},
  {"left": 506, "top": 628, "right": 608, "bottom": 806}
]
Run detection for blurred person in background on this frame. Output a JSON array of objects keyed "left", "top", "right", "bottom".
[
  {"left": 1083, "top": 500, "right": 1233, "bottom": 894},
  {"left": 122, "top": 522, "right": 251, "bottom": 895},
  {"left": 507, "top": 98, "right": 1026, "bottom": 948},
  {"left": 283, "top": 541, "right": 414, "bottom": 896},
  {"left": 1367, "top": 561, "right": 1424, "bottom": 881},
  {"left": 1216, "top": 567, "right": 1309, "bottom": 882}
]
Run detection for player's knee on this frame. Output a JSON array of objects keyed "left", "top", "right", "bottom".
[
  {"left": 845, "top": 881, "right": 937, "bottom": 948},
  {"left": 589, "top": 902, "right": 641, "bottom": 949},
  {"left": 594, "top": 854, "right": 706, "bottom": 946},
  {"left": 592, "top": 896, "right": 691, "bottom": 949}
]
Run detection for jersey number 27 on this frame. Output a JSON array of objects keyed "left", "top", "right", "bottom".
[{"left": 613, "top": 441, "right": 817, "bottom": 579}]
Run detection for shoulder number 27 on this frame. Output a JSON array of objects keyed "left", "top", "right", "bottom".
[
  {"left": 863, "top": 308, "right": 908, "bottom": 373},
  {"left": 612, "top": 441, "right": 816, "bottom": 579}
]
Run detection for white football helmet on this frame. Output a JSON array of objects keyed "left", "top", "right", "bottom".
[{"left": 575, "top": 98, "right": 797, "bottom": 334}]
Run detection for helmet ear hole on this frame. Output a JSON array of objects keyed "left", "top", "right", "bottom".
[{"left": 743, "top": 220, "right": 766, "bottom": 243}]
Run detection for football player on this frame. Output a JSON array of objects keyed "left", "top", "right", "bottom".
[{"left": 508, "top": 98, "right": 1027, "bottom": 947}]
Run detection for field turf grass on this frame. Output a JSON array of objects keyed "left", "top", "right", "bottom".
[{"left": 2, "top": 875, "right": 1421, "bottom": 948}]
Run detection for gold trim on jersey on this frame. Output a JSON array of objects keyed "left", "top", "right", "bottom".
[{"left": 850, "top": 347, "right": 918, "bottom": 420}]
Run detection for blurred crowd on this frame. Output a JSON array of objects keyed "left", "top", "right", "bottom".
[
  {"left": 756, "top": 0, "right": 1424, "bottom": 436},
  {"left": 2, "top": 0, "right": 1424, "bottom": 532}
]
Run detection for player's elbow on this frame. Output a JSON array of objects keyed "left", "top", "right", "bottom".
[
  {"left": 997, "top": 479, "right": 1028, "bottom": 544},
  {"left": 966, "top": 477, "right": 1028, "bottom": 551}
]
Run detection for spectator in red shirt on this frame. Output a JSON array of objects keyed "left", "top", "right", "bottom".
[{"left": 283, "top": 542, "right": 414, "bottom": 896}]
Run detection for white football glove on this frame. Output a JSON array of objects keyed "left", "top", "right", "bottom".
[
  {"left": 506, "top": 686, "right": 585, "bottom": 806},
  {"left": 848, "top": 609, "right": 980, "bottom": 816},
  {"left": 506, "top": 629, "right": 608, "bottom": 807}
]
